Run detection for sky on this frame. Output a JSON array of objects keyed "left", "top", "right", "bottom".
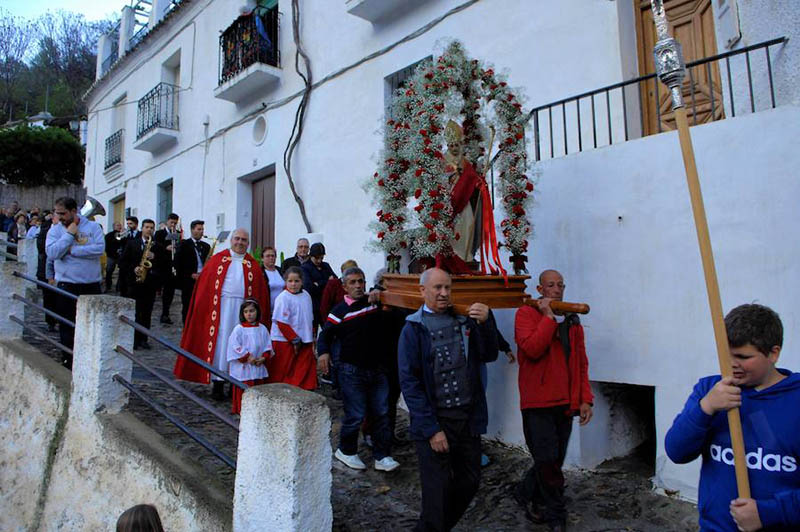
[{"left": 2, "top": 0, "right": 130, "bottom": 21}]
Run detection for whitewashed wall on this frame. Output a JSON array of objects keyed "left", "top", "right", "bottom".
[{"left": 483, "top": 105, "right": 800, "bottom": 500}]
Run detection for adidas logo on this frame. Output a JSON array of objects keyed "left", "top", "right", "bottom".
[{"left": 710, "top": 445, "right": 797, "bottom": 472}]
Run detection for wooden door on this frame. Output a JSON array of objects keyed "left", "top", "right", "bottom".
[
  {"left": 113, "top": 197, "right": 125, "bottom": 226},
  {"left": 635, "top": 0, "right": 724, "bottom": 135},
  {"left": 251, "top": 174, "right": 275, "bottom": 251}
]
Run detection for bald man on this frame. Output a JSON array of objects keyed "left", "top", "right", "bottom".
[
  {"left": 174, "top": 228, "right": 270, "bottom": 399},
  {"left": 512, "top": 269, "right": 593, "bottom": 532},
  {"left": 398, "top": 268, "right": 499, "bottom": 531}
]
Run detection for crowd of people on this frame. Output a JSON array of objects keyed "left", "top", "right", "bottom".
[{"left": 7, "top": 196, "right": 798, "bottom": 532}]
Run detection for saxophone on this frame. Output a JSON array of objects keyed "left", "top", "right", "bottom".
[{"left": 135, "top": 237, "right": 154, "bottom": 284}]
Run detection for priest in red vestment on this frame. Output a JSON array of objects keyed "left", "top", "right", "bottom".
[{"left": 173, "top": 228, "right": 269, "bottom": 398}]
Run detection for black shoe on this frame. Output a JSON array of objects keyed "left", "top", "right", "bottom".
[
  {"left": 509, "top": 483, "right": 545, "bottom": 524},
  {"left": 319, "top": 373, "right": 333, "bottom": 385},
  {"left": 160, "top": 315, "right": 173, "bottom": 325},
  {"left": 212, "top": 381, "right": 225, "bottom": 401}
]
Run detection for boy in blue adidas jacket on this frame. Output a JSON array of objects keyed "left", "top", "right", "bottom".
[{"left": 666, "top": 304, "right": 800, "bottom": 531}]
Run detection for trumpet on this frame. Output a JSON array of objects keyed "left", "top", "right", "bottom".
[
  {"left": 202, "top": 235, "right": 218, "bottom": 258},
  {"left": 115, "top": 229, "right": 131, "bottom": 241},
  {"left": 135, "top": 237, "right": 154, "bottom": 284}
]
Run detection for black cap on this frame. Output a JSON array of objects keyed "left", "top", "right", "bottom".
[{"left": 309, "top": 242, "right": 326, "bottom": 257}]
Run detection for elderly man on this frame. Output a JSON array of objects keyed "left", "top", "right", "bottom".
[
  {"left": 398, "top": 267, "right": 499, "bottom": 531},
  {"left": 280, "top": 237, "right": 310, "bottom": 270},
  {"left": 174, "top": 228, "right": 269, "bottom": 399},
  {"left": 45, "top": 197, "right": 104, "bottom": 368},
  {"left": 512, "top": 269, "right": 593, "bottom": 532}
]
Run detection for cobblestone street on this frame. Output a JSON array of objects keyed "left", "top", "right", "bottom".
[{"left": 21, "top": 288, "right": 699, "bottom": 531}]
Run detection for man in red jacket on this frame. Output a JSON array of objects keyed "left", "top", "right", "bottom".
[{"left": 512, "top": 269, "right": 593, "bottom": 532}]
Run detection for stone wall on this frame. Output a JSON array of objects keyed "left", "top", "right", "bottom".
[
  {"left": 0, "top": 185, "right": 85, "bottom": 212},
  {"left": 0, "top": 338, "right": 231, "bottom": 532}
]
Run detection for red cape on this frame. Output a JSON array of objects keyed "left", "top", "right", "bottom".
[{"left": 173, "top": 249, "right": 270, "bottom": 384}]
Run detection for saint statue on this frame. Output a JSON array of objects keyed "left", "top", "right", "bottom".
[{"left": 444, "top": 120, "right": 482, "bottom": 266}]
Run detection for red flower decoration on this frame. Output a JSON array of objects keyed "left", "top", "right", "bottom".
[
  {"left": 430, "top": 212, "right": 440, "bottom": 220},
  {"left": 512, "top": 205, "right": 525, "bottom": 215},
  {"left": 432, "top": 202, "right": 445, "bottom": 210},
  {"left": 525, "top": 182, "right": 534, "bottom": 192},
  {"left": 454, "top": 232, "right": 461, "bottom": 241},
  {"left": 399, "top": 241, "right": 408, "bottom": 248},
  {"left": 377, "top": 231, "right": 385, "bottom": 239},
  {"left": 415, "top": 168, "right": 423, "bottom": 177},
  {"left": 428, "top": 189, "right": 439, "bottom": 197},
  {"left": 414, "top": 189, "right": 422, "bottom": 199},
  {"left": 419, "top": 129, "right": 428, "bottom": 136},
  {"left": 427, "top": 233, "right": 437, "bottom": 242},
  {"left": 377, "top": 179, "right": 385, "bottom": 186},
  {"left": 414, "top": 204, "right": 424, "bottom": 212}
]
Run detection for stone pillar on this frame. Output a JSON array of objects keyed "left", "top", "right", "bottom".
[
  {"left": 0, "top": 261, "right": 26, "bottom": 340},
  {"left": 96, "top": 34, "right": 109, "bottom": 79},
  {"left": 71, "top": 295, "right": 135, "bottom": 416},
  {"left": 17, "top": 238, "right": 37, "bottom": 280},
  {"left": 234, "top": 383, "right": 332, "bottom": 532},
  {"left": 149, "top": 0, "right": 170, "bottom": 30},
  {"left": 119, "top": 6, "right": 135, "bottom": 56}
]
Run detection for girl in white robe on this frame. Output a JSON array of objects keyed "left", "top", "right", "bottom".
[{"left": 227, "top": 299, "right": 272, "bottom": 414}]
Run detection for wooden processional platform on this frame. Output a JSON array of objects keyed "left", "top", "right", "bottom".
[{"left": 379, "top": 273, "right": 532, "bottom": 314}]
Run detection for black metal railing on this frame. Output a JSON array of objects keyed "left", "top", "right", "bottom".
[
  {"left": 9, "top": 271, "right": 76, "bottom": 356},
  {"left": 8, "top": 269, "right": 240, "bottom": 470},
  {"left": 1, "top": 238, "right": 18, "bottom": 260},
  {"left": 219, "top": 8, "right": 280, "bottom": 86},
  {"left": 101, "top": 46, "right": 119, "bottom": 76},
  {"left": 129, "top": 24, "right": 149, "bottom": 49},
  {"left": 136, "top": 82, "right": 179, "bottom": 139},
  {"left": 115, "top": 314, "right": 244, "bottom": 469},
  {"left": 104, "top": 129, "right": 124, "bottom": 169},
  {"left": 526, "top": 37, "right": 787, "bottom": 162}
]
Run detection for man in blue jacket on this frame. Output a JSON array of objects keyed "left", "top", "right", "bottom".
[
  {"left": 665, "top": 303, "right": 800, "bottom": 532},
  {"left": 398, "top": 267, "right": 499, "bottom": 531}
]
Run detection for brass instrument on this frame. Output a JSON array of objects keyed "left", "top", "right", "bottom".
[
  {"left": 135, "top": 237, "right": 154, "bottom": 284},
  {"left": 115, "top": 229, "right": 131, "bottom": 241},
  {"left": 203, "top": 235, "right": 218, "bottom": 258},
  {"left": 80, "top": 196, "right": 106, "bottom": 219}
]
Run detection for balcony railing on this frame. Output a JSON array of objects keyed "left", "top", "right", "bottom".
[
  {"left": 104, "top": 129, "right": 124, "bottom": 169},
  {"left": 101, "top": 46, "right": 119, "bottom": 76},
  {"left": 218, "top": 8, "right": 280, "bottom": 86},
  {"left": 136, "top": 82, "right": 179, "bottom": 140},
  {"left": 525, "top": 37, "right": 788, "bottom": 162}
]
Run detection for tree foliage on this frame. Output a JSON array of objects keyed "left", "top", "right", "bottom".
[
  {"left": 0, "top": 9, "right": 114, "bottom": 123},
  {"left": 0, "top": 125, "right": 84, "bottom": 186}
]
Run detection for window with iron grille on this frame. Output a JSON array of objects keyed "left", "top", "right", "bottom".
[{"left": 384, "top": 57, "right": 432, "bottom": 120}]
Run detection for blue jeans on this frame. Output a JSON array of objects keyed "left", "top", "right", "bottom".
[{"left": 338, "top": 362, "right": 391, "bottom": 459}]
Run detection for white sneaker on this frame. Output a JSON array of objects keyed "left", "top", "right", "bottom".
[
  {"left": 374, "top": 456, "right": 400, "bottom": 472},
  {"left": 335, "top": 449, "right": 366, "bottom": 470}
]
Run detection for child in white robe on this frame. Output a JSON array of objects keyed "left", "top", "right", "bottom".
[
  {"left": 267, "top": 266, "right": 316, "bottom": 390},
  {"left": 227, "top": 299, "right": 272, "bottom": 414}
]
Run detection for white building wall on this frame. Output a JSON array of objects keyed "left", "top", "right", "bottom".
[
  {"left": 487, "top": 105, "right": 800, "bottom": 501},
  {"left": 84, "top": 0, "right": 800, "bottom": 498}
]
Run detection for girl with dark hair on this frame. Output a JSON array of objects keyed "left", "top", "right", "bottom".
[
  {"left": 227, "top": 299, "right": 273, "bottom": 414},
  {"left": 116, "top": 504, "right": 165, "bottom": 532}
]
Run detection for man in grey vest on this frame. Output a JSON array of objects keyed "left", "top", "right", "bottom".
[{"left": 398, "top": 267, "right": 499, "bottom": 531}]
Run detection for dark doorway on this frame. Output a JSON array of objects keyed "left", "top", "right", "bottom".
[{"left": 251, "top": 174, "right": 275, "bottom": 250}]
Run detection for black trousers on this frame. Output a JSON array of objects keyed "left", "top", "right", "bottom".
[
  {"left": 56, "top": 281, "right": 102, "bottom": 366},
  {"left": 414, "top": 416, "right": 481, "bottom": 532},
  {"left": 161, "top": 273, "right": 176, "bottom": 318},
  {"left": 104, "top": 257, "right": 118, "bottom": 291},
  {"left": 180, "top": 278, "right": 195, "bottom": 325},
  {"left": 519, "top": 406, "right": 573, "bottom": 526},
  {"left": 40, "top": 283, "right": 58, "bottom": 327},
  {"left": 132, "top": 283, "right": 157, "bottom": 346}
]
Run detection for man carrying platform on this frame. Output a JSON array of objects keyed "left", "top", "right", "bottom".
[
  {"left": 512, "top": 269, "right": 593, "bottom": 532},
  {"left": 398, "top": 267, "right": 498, "bottom": 531}
]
